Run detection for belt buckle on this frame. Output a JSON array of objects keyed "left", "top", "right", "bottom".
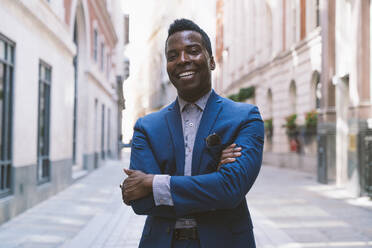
[{"left": 174, "top": 228, "right": 198, "bottom": 240}]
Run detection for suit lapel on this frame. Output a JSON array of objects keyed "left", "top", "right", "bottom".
[
  {"left": 192, "top": 91, "right": 223, "bottom": 175},
  {"left": 165, "top": 100, "right": 185, "bottom": 176}
]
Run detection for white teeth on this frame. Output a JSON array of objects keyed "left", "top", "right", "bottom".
[{"left": 179, "top": 71, "right": 195, "bottom": 78}]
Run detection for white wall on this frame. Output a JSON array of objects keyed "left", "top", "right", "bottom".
[{"left": 1, "top": 0, "right": 75, "bottom": 166}]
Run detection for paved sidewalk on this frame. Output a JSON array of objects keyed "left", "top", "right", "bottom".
[
  {"left": 0, "top": 153, "right": 371, "bottom": 248},
  {"left": 0, "top": 154, "right": 145, "bottom": 248},
  {"left": 249, "top": 166, "right": 372, "bottom": 248}
]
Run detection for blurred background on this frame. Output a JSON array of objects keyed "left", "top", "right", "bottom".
[{"left": 0, "top": 0, "right": 372, "bottom": 246}]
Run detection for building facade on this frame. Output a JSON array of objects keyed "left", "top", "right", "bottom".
[
  {"left": 0, "top": 0, "right": 126, "bottom": 224},
  {"left": 216, "top": 0, "right": 372, "bottom": 196}
]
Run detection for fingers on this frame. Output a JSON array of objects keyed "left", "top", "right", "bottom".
[
  {"left": 221, "top": 144, "right": 242, "bottom": 155},
  {"left": 218, "top": 144, "right": 242, "bottom": 168},
  {"left": 220, "top": 151, "right": 241, "bottom": 160},
  {"left": 123, "top": 168, "right": 134, "bottom": 175},
  {"left": 219, "top": 157, "right": 236, "bottom": 165},
  {"left": 121, "top": 184, "right": 133, "bottom": 205}
]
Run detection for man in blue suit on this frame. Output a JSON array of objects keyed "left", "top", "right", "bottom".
[{"left": 121, "top": 19, "right": 264, "bottom": 248}]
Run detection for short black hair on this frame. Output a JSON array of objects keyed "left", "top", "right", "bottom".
[{"left": 166, "top": 18, "right": 213, "bottom": 57}]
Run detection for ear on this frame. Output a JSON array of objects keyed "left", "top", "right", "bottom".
[{"left": 210, "top": 56, "right": 216, "bottom": 71}]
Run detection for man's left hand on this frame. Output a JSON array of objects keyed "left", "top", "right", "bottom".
[{"left": 121, "top": 169, "right": 154, "bottom": 205}]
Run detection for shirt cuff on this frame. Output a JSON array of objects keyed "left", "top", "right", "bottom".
[{"left": 153, "top": 175, "right": 174, "bottom": 206}]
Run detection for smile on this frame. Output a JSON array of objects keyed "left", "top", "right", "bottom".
[{"left": 178, "top": 71, "right": 196, "bottom": 79}]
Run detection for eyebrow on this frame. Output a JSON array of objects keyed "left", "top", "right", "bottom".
[{"left": 166, "top": 44, "right": 201, "bottom": 53}]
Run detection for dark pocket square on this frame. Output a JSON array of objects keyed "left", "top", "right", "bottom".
[
  {"left": 205, "top": 133, "right": 223, "bottom": 168},
  {"left": 205, "top": 133, "right": 222, "bottom": 147}
]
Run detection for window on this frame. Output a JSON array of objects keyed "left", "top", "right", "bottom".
[
  {"left": 100, "top": 43, "right": 105, "bottom": 71},
  {"left": 107, "top": 108, "right": 111, "bottom": 157},
  {"left": 106, "top": 54, "right": 110, "bottom": 79},
  {"left": 292, "top": 2, "right": 297, "bottom": 44},
  {"left": 311, "top": 71, "right": 321, "bottom": 109},
  {"left": 0, "top": 34, "right": 14, "bottom": 197},
  {"left": 93, "top": 29, "right": 98, "bottom": 61},
  {"left": 316, "top": 0, "right": 320, "bottom": 27},
  {"left": 101, "top": 104, "right": 105, "bottom": 160},
  {"left": 94, "top": 99, "right": 99, "bottom": 168},
  {"left": 289, "top": 80, "right": 297, "bottom": 114},
  {"left": 37, "top": 61, "right": 52, "bottom": 183},
  {"left": 124, "top": 15, "right": 129, "bottom": 45}
]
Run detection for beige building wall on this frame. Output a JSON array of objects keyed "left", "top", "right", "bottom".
[
  {"left": 0, "top": 0, "right": 124, "bottom": 224},
  {"left": 217, "top": 0, "right": 321, "bottom": 173},
  {"left": 0, "top": 0, "right": 76, "bottom": 167},
  {"left": 218, "top": 0, "right": 372, "bottom": 196}
]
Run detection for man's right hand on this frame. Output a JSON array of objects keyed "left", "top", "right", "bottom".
[
  {"left": 217, "top": 143, "right": 242, "bottom": 170},
  {"left": 121, "top": 169, "right": 154, "bottom": 205}
]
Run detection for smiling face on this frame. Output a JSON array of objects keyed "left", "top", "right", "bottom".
[{"left": 166, "top": 30, "right": 215, "bottom": 102}]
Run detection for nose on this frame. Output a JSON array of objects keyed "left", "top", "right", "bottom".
[{"left": 178, "top": 51, "right": 190, "bottom": 64}]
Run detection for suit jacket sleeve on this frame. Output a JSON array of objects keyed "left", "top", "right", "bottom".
[
  {"left": 170, "top": 106, "right": 264, "bottom": 217},
  {"left": 129, "top": 118, "right": 177, "bottom": 218}
]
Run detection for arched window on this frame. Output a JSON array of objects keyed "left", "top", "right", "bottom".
[
  {"left": 311, "top": 71, "right": 321, "bottom": 109},
  {"left": 289, "top": 80, "right": 297, "bottom": 114},
  {"left": 267, "top": 88, "right": 273, "bottom": 118},
  {"left": 265, "top": 88, "right": 274, "bottom": 148}
]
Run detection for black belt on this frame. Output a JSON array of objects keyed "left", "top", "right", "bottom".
[{"left": 173, "top": 227, "right": 199, "bottom": 240}]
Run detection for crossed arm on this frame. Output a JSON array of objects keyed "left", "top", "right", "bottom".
[
  {"left": 121, "top": 143, "right": 242, "bottom": 204},
  {"left": 120, "top": 113, "right": 264, "bottom": 218}
]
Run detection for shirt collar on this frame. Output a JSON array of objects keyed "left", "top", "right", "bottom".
[{"left": 178, "top": 90, "right": 212, "bottom": 112}]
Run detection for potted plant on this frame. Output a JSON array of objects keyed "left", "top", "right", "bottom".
[
  {"left": 228, "top": 86, "right": 255, "bottom": 102},
  {"left": 284, "top": 114, "right": 300, "bottom": 152},
  {"left": 284, "top": 114, "right": 298, "bottom": 138},
  {"left": 301, "top": 110, "right": 318, "bottom": 144},
  {"left": 305, "top": 110, "right": 317, "bottom": 133}
]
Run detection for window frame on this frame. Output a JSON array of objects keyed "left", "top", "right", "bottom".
[
  {"left": 0, "top": 33, "right": 15, "bottom": 198},
  {"left": 37, "top": 60, "right": 52, "bottom": 184},
  {"left": 100, "top": 42, "right": 105, "bottom": 72},
  {"left": 93, "top": 29, "right": 98, "bottom": 62}
]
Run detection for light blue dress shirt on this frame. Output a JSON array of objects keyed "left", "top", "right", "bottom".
[{"left": 152, "top": 91, "right": 211, "bottom": 228}]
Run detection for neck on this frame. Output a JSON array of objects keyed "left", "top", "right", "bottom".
[{"left": 179, "top": 87, "right": 211, "bottom": 103}]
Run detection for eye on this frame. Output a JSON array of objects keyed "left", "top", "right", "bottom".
[
  {"left": 167, "top": 51, "right": 178, "bottom": 61},
  {"left": 189, "top": 47, "right": 200, "bottom": 55},
  {"left": 167, "top": 54, "right": 177, "bottom": 61}
]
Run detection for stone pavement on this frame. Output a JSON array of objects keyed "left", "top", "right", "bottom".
[
  {"left": 0, "top": 152, "right": 370, "bottom": 248},
  {"left": 249, "top": 166, "right": 372, "bottom": 248}
]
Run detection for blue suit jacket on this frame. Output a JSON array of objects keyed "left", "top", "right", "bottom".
[{"left": 129, "top": 91, "right": 264, "bottom": 248}]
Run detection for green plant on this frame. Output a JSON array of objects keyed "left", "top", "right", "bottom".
[
  {"left": 228, "top": 86, "right": 255, "bottom": 102},
  {"left": 238, "top": 86, "right": 255, "bottom": 100},
  {"left": 305, "top": 110, "right": 317, "bottom": 129},
  {"left": 284, "top": 114, "right": 298, "bottom": 135},
  {"left": 228, "top": 93, "right": 240, "bottom": 102}
]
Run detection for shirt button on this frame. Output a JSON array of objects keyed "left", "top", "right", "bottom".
[{"left": 189, "top": 123, "right": 194, "bottom": 127}]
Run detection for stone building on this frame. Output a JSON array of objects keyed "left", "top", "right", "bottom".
[
  {"left": 216, "top": 0, "right": 372, "bottom": 196},
  {"left": 0, "top": 0, "right": 126, "bottom": 223},
  {"left": 318, "top": 0, "right": 371, "bottom": 196}
]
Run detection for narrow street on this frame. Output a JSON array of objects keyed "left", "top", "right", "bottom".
[{"left": 0, "top": 152, "right": 371, "bottom": 248}]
